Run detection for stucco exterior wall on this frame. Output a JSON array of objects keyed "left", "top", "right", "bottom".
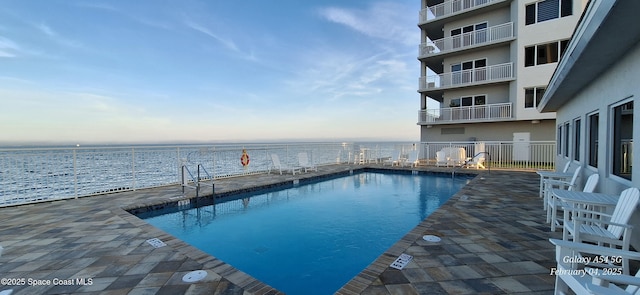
[
  {"left": 443, "top": 82, "right": 510, "bottom": 107},
  {"left": 553, "top": 43, "right": 640, "bottom": 248},
  {"left": 420, "top": 119, "right": 556, "bottom": 142},
  {"left": 554, "top": 44, "right": 640, "bottom": 194}
]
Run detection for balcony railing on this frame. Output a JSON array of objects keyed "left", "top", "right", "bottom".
[
  {"left": 419, "top": 62, "right": 513, "bottom": 90},
  {"left": 418, "top": 102, "right": 512, "bottom": 124},
  {"left": 419, "top": 0, "right": 503, "bottom": 23},
  {"left": 419, "top": 22, "right": 513, "bottom": 57}
]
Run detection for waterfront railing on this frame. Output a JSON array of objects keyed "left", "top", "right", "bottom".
[{"left": 0, "top": 141, "right": 555, "bottom": 207}]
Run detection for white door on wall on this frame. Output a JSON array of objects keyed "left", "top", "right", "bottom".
[{"left": 513, "top": 132, "right": 530, "bottom": 161}]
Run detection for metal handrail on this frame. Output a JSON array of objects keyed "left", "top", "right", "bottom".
[
  {"left": 197, "top": 164, "right": 215, "bottom": 198},
  {"left": 181, "top": 165, "right": 198, "bottom": 194}
]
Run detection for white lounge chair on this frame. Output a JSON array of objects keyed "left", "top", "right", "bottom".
[
  {"left": 383, "top": 150, "right": 402, "bottom": 166},
  {"left": 449, "top": 147, "right": 466, "bottom": 166},
  {"left": 435, "top": 151, "right": 448, "bottom": 167},
  {"left": 562, "top": 187, "right": 640, "bottom": 274},
  {"left": 464, "top": 155, "right": 485, "bottom": 169},
  {"left": 549, "top": 238, "right": 640, "bottom": 295},
  {"left": 402, "top": 150, "right": 419, "bottom": 167},
  {"left": 298, "top": 152, "right": 317, "bottom": 172},
  {"left": 269, "top": 154, "right": 301, "bottom": 175}
]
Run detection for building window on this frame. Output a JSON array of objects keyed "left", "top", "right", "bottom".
[
  {"left": 588, "top": 112, "right": 599, "bottom": 168},
  {"left": 525, "top": 4, "right": 536, "bottom": 25},
  {"left": 557, "top": 125, "right": 562, "bottom": 155},
  {"left": 525, "top": 0, "right": 573, "bottom": 26},
  {"left": 461, "top": 96, "right": 473, "bottom": 107},
  {"left": 451, "top": 59, "right": 486, "bottom": 84},
  {"left": 450, "top": 95, "right": 487, "bottom": 107},
  {"left": 560, "top": 40, "right": 570, "bottom": 57},
  {"left": 451, "top": 22, "right": 488, "bottom": 48},
  {"left": 524, "top": 40, "right": 570, "bottom": 67},
  {"left": 564, "top": 122, "right": 570, "bottom": 158},
  {"left": 573, "top": 118, "right": 581, "bottom": 161},
  {"left": 525, "top": 87, "right": 546, "bottom": 108},
  {"left": 612, "top": 100, "right": 633, "bottom": 180}
]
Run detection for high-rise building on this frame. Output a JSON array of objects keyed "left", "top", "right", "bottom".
[{"left": 418, "top": 0, "right": 588, "bottom": 142}]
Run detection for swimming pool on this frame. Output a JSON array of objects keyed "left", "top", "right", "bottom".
[{"left": 140, "top": 171, "right": 470, "bottom": 294}]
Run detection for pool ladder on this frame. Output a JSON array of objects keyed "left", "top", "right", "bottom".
[
  {"left": 452, "top": 152, "right": 490, "bottom": 178},
  {"left": 181, "top": 164, "right": 215, "bottom": 198}
]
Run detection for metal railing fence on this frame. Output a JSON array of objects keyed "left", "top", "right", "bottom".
[
  {"left": 418, "top": 102, "right": 512, "bottom": 124},
  {"left": 0, "top": 141, "right": 555, "bottom": 207},
  {"left": 419, "top": 62, "right": 514, "bottom": 90},
  {"left": 417, "top": 141, "right": 556, "bottom": 170},
  {"left": 419, "top": 22, "right": 513, "bottom": 57},
  {"left": 419, "top": 0, "right": 502, "bottom": 23}
]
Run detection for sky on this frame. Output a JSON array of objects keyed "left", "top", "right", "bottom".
[{"left": 0, "top": 0, "right": 421, "bottom": 145}]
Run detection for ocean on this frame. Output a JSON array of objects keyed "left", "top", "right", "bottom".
[{"left": 0, "top": 142, "right": 412, "bottom": 206}]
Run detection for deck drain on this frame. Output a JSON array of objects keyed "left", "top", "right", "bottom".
[
  {"left": 182, "top": 270, "right": 207, "bottom": 283},
  {"left": 146, "top": 238, "right": 166, "bottom": 248},
  {"left": 390, "top": 253, "right": 413, "bottom": 270},
  {"left": 423, "top": 235, "right": 441, "bottom": 242}
]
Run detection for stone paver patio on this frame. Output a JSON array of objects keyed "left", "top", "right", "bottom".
[{"left": 0, "top": 164, "right": 561, "bottom": 294}]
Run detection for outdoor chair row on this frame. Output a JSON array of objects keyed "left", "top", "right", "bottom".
[
  {"left": 382, "top": 148, "right": 485, "bottom": 169},
  {"left": 539, "top": 164, "right": 640, "bottom": 293},
  {"left": 381, "top": 150, "right": 420, "bottom": 168},
  {"left": 268, "top": 153, "right": 317, "bottom": 175}
]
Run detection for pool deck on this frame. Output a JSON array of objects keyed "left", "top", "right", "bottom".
[{"left": 0, "top": 164, "right": 561, "bottom": 295}]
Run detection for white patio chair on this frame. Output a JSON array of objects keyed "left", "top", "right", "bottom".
[
  {"left": 435, "top": 150, "right": 448, "bottom": 167},
  {"left": 562, "top": 187, "right": 640, "bottom": 274},
  {"left": 537, "top": 162, "right": 572, "bottom": 200},
  {"left": 546, "top": 170, "right": 595, "bottom": 231},
  {"left": 544, "top": 167, "right": 582, "bottom": 230},
  {"left": 549, "top": 238, "right": 640, "bottom": 295},
  {"left": 402, "top": 150, "right": 419, "bottom": 167},
  {"left": 464, "top": 155, "right": 485, "bottom": 169},
  {"left": 298, "top": 152, "right": 317, "bottom": 173},
  {"left": 382, "top": 150, "right": 402, "bottom": 166},
  {"left": 269, "top": 154, "right": 301, "bottom": 175},
  {"left": 450, "top": 147, "right": 466, "bottom": 167}
]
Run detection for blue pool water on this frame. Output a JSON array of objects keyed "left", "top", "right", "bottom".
[{"left": 140, "top": 172, "right": 470, "bottom": 294}]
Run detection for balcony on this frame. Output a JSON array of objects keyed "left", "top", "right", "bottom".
[
  {"left": 419, "top": 62, "right": 514, "bottom": 91},
  {"left": 418, "top": 102, "right": 512, "bottom": 124},
  {"left": 419, "top": 0, "right": 506, "bottom": 24},
  {"left": 419, "top": 22, "right": 513, "bottom": 58}
]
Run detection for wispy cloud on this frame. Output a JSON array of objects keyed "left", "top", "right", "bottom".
[
  {"left": 76, "top": 2, "right": 174, "bottom": 31},
  {"left": 36, "top": 23, "right": 55, "bottom": 37},
  {"left": 0, "top": 36, "right": 19, "bottom": 57},
  {"left": 318, "top": 2, "right": 417, "bottom": 46},
  {"left": 184, "top": 19, "right": 239, "bottom": 52},
  {"left": 287, "top": 48, "right": 413, "bottom": 103},
  {"left": 32, "top": 22, "right": 85, "bottom": 50}
]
